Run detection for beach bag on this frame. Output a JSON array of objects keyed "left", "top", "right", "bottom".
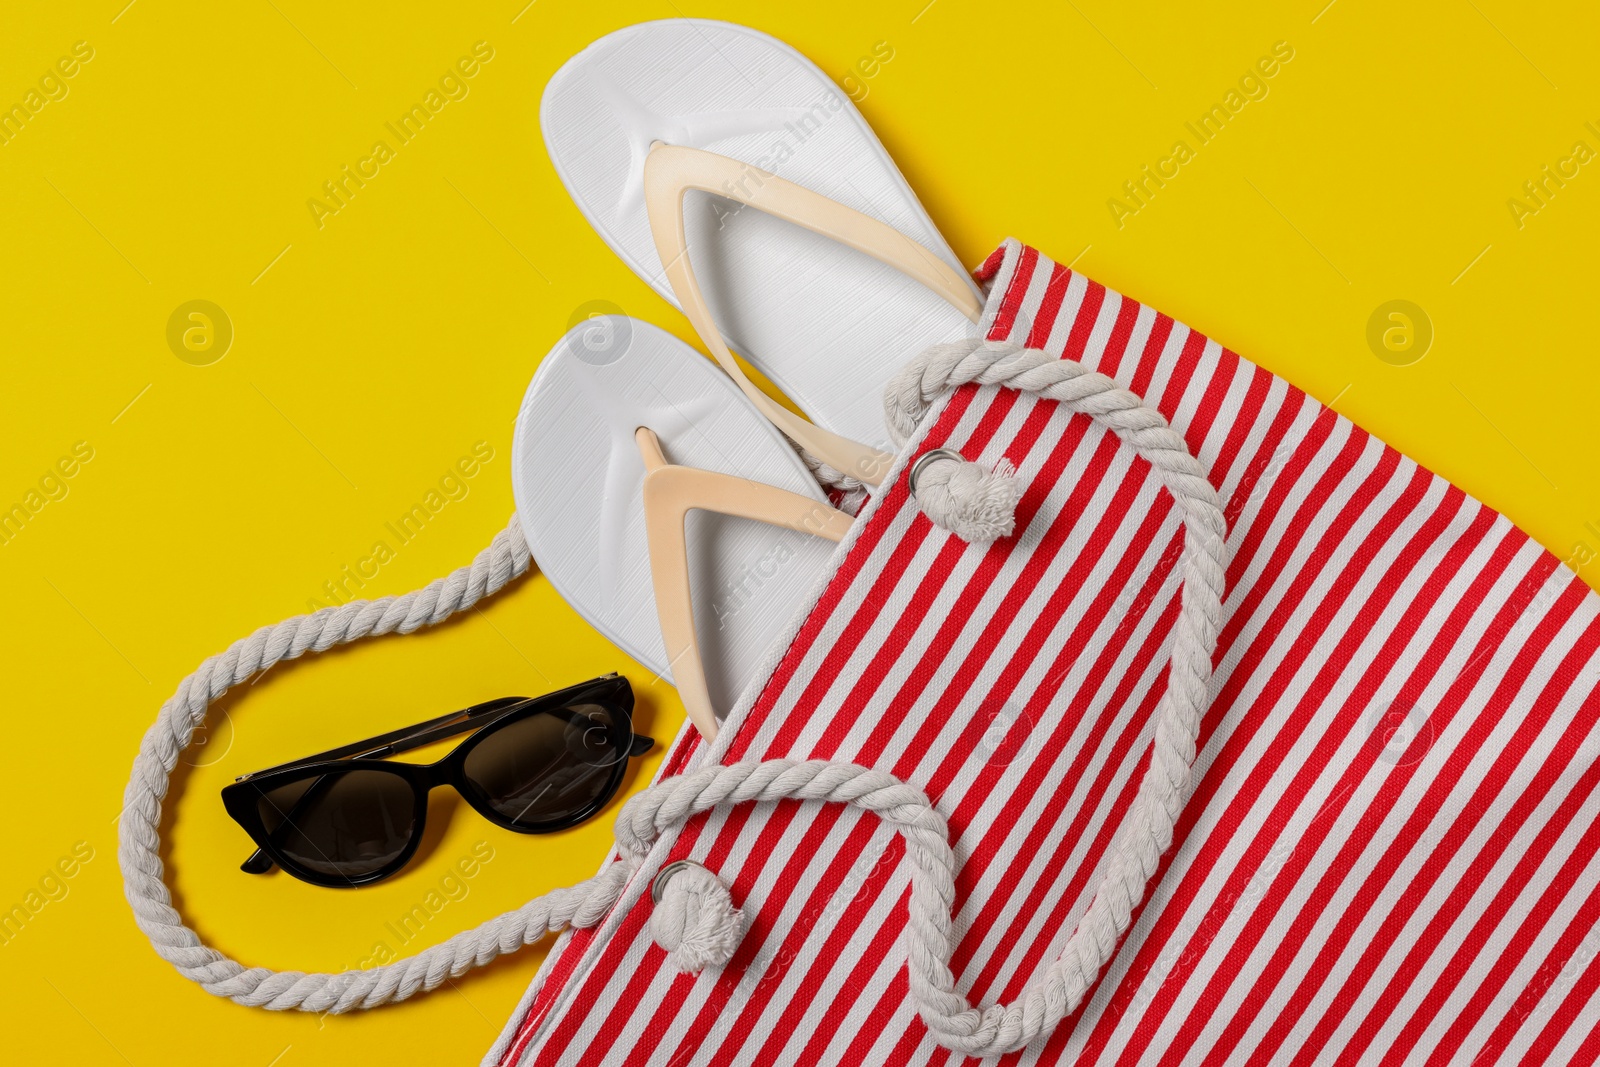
[{"left": 486, "top": 239, "right": 1600, "bottom": 1065}]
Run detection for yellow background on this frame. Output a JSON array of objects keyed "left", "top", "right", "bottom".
[{"left": 3, "top": 1, "right": 1597, "bottom": 1063}]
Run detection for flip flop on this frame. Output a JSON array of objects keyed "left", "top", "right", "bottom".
[
  {"left": 541, "top": 19, "right": 983, "bottom": 484},
  {"left": 512, "top": 316, "right": 852, "bottom": 739}
]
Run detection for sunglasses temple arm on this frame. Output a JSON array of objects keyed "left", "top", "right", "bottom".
[
  {"left": 376, "top": 704, "right": 656, "bottom": 762},
  {"left": 368, "top": 715, "right": 498, "bottom": 761},
  {"left": 241, "top": 679, "right": 629, "bottom": 779},
  {"left": 245, "top": 704, "right": 509, "bottom": 780},
  {"left": 240, "top": 847, "right": 275, "bottom": 875}
]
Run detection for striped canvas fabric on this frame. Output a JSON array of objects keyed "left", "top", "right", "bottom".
[{"left": 490, "top": 239, "right": 1600, "bottom": 1065}]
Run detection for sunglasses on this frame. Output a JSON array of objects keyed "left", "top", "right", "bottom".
[{"left": 221, "top": 674, "right": 653, "bottom": 888}]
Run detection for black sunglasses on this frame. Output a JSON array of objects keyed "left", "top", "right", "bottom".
[{"left": 221, "top": 674, "right": 653, "bottom": 888}]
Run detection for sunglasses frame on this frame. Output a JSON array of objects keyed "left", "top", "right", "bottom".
[{"left": 221, "top": 674, "right": 651, "bottom": 888}]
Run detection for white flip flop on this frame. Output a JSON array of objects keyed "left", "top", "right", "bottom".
[
  {"left": 512, "top": 316, "right": 852, "bottom": 739},
  {"left": 541, "top": 19, "right": 983, "bottom": 484}
]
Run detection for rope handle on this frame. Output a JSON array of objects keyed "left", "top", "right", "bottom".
[
  {"left": 118, "top": 338, "right": 1227, "bottom": 1056},
  {"left": 879, "top": 337, "right": 1229, "bottom": 1051},
  {"left": 116, "top": 518, "right": 582, "bottom": 1012}
]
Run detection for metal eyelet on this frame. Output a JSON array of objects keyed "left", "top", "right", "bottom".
[
  {"left": 651, "top": 859, "right": 704, "bottom": 904},
  {"left": 907, "top": 448, "right": 965, "bottom": 498}
]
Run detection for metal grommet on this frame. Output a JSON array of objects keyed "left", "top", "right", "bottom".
[
  {"left": 907, "top": 448, "right": 965, "bottom": 497},
  {"left": 651, "top": 859, "right": 703, "bottom": 904}
]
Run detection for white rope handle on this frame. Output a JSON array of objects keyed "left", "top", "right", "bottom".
[
  {"left": 116, "top": 516, "right": 574, "bottom": 1012},
  {"left": 120, "top": 338, "right": 1226, "bottom": 1055},
  {"left": 877, "top": 337, "right": 1229, "bottom": 1052}
]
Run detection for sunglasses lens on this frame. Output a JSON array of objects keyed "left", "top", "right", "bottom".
[
  {"left": 462, "top": 702, "right": 625, "bottom": 829},
  {"left": 255, "top": 768, "right": 416, "bottom": 882}
]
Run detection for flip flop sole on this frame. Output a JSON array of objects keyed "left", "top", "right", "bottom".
[
  {"left": 512, "top": 316, "right": 839, "bottom": 723},
  {"left": 542, "top": 19, "right": 979, "bottom": 452}
]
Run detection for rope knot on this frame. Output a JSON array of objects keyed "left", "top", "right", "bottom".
[
  {"left": 649, "top": 860, "right": 746, "bottom": 973},
  {"left": 884, "top": 338, "right": 1046, "bottom": 545},
  {"left": 908, "top": 448, "right": 1019, "bottom": 544}
]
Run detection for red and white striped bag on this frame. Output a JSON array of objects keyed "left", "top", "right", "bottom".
[{"left": 488, "top": 239, "right": 1600, "bottom": 1065}]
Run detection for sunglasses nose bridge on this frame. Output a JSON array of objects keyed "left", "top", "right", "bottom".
[{"left": 417, "top": 758, "right": 457, "bottom": 793}]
